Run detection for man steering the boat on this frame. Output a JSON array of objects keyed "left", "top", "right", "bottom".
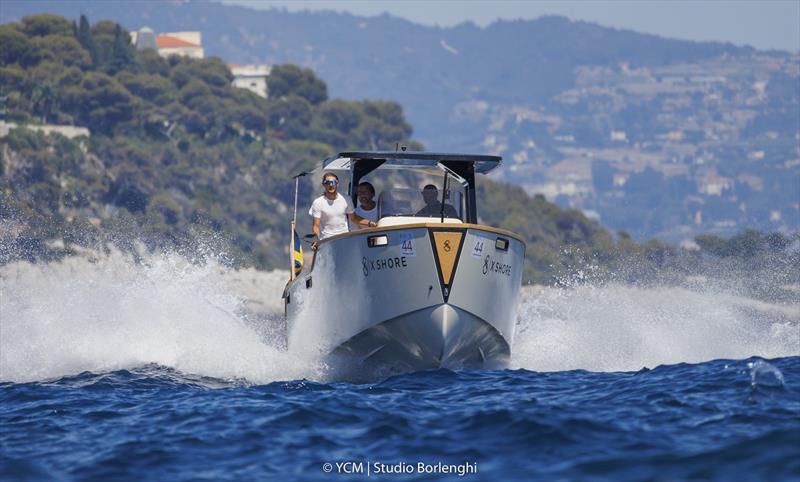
[
  {"left": 416, "top": 184, "right": 459, "bottom": 218},
  {"left": 310, "top": 172, "right": 377, "bottom": 249}
]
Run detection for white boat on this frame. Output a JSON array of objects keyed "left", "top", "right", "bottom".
[{"left": 284, "top": 151, "right": 525, "bottom": 374}]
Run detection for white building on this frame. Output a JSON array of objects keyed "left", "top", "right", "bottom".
[
  {"left": 610, "top": 130, "right": 627, "bottom": 142},
  {"left": 131, "top": 28, "right": 204, "bottom": 59},
  {"left": 698, "top": 174, "right": 733, "bottom": 196},
  {"left": 132, "top": 27, "right": 157, "bottom": 50},
  {"left": 229, "top": 64, "right": 271, "bottom": 98},
  {"left": 156, "top": 32, "right": 204, "bottom": 59},
  {"left": 0, "top": 121, "right": 89, "bottom": 139}
]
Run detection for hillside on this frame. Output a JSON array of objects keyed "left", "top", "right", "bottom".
[
  {"left": 0, "top": 14, "right": 652, "bottom": 284},
  {"left": 2, "top": 1, "right": 797, "bottom": 242}
]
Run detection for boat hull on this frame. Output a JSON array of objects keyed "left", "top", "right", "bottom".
[
  {"left": 334, "top": 303, "right": 510, "bottom": 371},
  {"left": 285, "top": 223, "right": 525, "bottom": 373}
]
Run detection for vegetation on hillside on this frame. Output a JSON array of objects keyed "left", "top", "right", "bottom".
[
  {"left": 1, "top": 14, "right": 795, "bottom": 289},
  {"left": 0, "top": 14, "right": 419, "bottom": 268},
  {"left": 3, "top": 2, "right": 794, "bottom": 242}
]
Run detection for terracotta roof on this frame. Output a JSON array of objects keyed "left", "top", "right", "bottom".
[{"left": 156, "top": 35, "right": 199, "bottom": 48}]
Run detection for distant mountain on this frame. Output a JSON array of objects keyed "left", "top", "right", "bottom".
[
  {"left": 0, "top": 0, "right": 755, "bottom": 146},
  {"left": 2, "top": 13, "right": 639, "bottom": 284},
  {"left": 3, "top": 0, "right": 797, "bottom": 241}
]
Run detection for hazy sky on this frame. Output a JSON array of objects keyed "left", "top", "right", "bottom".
[{"left": 223, "top": 0, "right": 800, "bottom": 52}]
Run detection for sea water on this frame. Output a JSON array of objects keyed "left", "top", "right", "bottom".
[{"left": 1, "top": 252, "right": 798, "bottom": 481}]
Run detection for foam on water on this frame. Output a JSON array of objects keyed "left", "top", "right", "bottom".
[
  {"left": 0, "top": 251, "right": 322, "bottom": 384},
  {"left": 1, "top": 251, "right": 797, "bottom": 383},
  {"left": 748, "top": 359, "right": 786, "bottom": 388},
  {"left": 512, "top": 284, "right": 799, "bottom": 372}
]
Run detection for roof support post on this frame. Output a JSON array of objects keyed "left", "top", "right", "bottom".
[{"left": 441, "top": 160, "right": 477, "bottom": 223}]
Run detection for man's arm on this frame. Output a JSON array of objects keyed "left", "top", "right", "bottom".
[
  {"left": 311, "top": 217, "right": 321, "bottom": 239},
  {"left": 349, "top": 212, "right": 376, "bottom": 227}
]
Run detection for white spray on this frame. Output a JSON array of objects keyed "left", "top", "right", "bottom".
[
  {"left": 511, "top": 284, "right": 799, "bottom": 372},
  {"left": 1, "top": 251, "right": 797, "bottom": 383},
  {"left": 0, "top": 250, "right": 322, "bottom": 383}
]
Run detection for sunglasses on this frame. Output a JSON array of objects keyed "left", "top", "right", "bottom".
[{"left": 322, "top": 180, "right": 339, "bottom": 186}]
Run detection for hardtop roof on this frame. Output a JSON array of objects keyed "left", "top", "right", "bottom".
[{"left": 321, "top": 151, "right": 502, "bottom": 175}]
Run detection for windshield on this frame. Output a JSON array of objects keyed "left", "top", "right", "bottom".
[{"left": 378, "top": 188, "right": 463, "bottom": 219}]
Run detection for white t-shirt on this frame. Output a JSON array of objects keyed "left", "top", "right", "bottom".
[
  {"left": 309, "top": 193, "right": 354, "bottom": 239},
  {"left": 353, "top": 205, "right": 378, "bottom": 230}
]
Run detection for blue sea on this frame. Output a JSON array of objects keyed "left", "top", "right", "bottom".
[
  {"left": 2, "top": 254, "right": 798, "bottom": 481},
  {"left": 1, "top": 359, "right": 799, "bottom": 481}
]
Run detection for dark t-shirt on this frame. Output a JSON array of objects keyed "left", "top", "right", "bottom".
[{"left": 416, "top": 201, "right": 459, "bottom": 218}]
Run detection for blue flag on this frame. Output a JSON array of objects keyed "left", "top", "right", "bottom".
[{"left": 292, "top": 230, "right": 303, "bottom": 276}]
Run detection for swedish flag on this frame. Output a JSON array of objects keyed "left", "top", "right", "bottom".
[{"left": 292, "top": 229, "right": 303, "bottom": 276}]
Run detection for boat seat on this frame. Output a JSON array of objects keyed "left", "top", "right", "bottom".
[{"left": 378, "top": 216, "right": 463, "bottom": 227}]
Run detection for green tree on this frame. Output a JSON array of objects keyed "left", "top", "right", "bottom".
[
  {"left": 64, "top": 71, "right": 136, "bottom": 133},
  {"left": 229, "top": 97, "right": 268, "bottom": 132},
  {"left": 118, "top": 72, "right": 175, "bottom": 104},
  {"left": 317, "top": 99, "right": 363, "bottom": 133},
  {"left": 90, "top": 20, "right": 120, "bottom": 69},
  {"left": 29, "top": 80, "right": 57, "bottom": 123},
  {"left": 0, "top": 25, "right": 39, "bottom": 67},
  {"left": 265, "top": 95, "right": 313, "bottom": 138},
  {"left": 352, "top": 101, "right": 413, "bottom": 150},
  {"left": 171, "top": 57, "right": 232, "bottom": 89},
  {"left": 106, "top": 23, "right": 136, "bottom": 74},
  {"left": 138, "top": 49, "right": 169, "bottom": 76},
  {"left": 266, "top": 64, "right": 327, "bottom": 105},
  {"left": 0, "top": 66, "right": 25, "bottom": 92},
  {"left": 25, "top": 61, "right": 67, "bottom": 123},
  {"left": 75, "top": 14, "right": 99, "bottom": 66},
  {"left": 21, "top": 14, "right": 72, "bottom": 37},
  {"left": 32, "top": 34, "right": 91, "bottom": 68}
]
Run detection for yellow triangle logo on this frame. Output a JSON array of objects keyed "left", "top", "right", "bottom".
[{"left": 432, "top": 231, "right": 463, "bottom": 285}]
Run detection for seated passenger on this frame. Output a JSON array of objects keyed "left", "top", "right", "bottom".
[
  {"left": 354, "top": 181, "right": 378, "bottom": 229},
  {"left": 416, "top": 184, "right": 459, "bottom": 218}
]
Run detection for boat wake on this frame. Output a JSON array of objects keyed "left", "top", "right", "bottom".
[
  {"left": 0, "top": 251, "right": 324, "bottom": 384},
  {"left": 1, "top": 251, "right": 797, "bottom": 384},
  {"left": 512, "top": 284, "right": 798, "bottom": 372}
]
